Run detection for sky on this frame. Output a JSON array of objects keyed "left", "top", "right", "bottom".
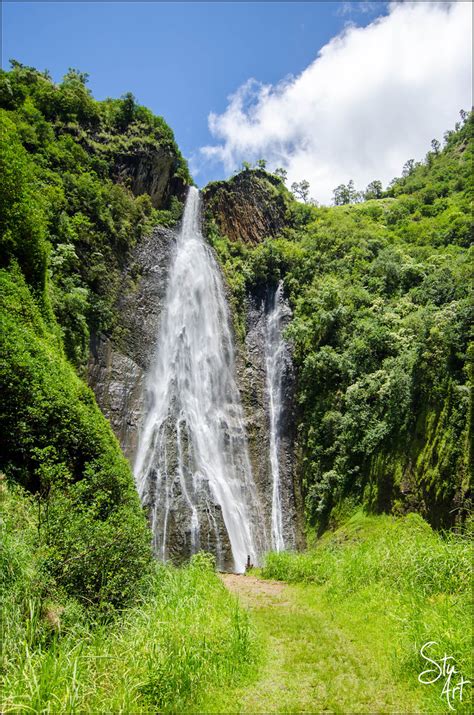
[{"left": 2, "top": 1, "right": 472, "bottom": 202}]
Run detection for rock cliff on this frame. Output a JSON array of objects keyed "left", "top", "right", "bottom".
[
  {"left": 202, "top": 169, "right": 289, "bottom": 243},
  {"left": 237, "top": 285, "right": 304, "bottom": 550},
  {"left": 203, "top": 170, "right": 304, "bottom": 549},
  {"left": 88, "top": 225, "right": 176, "bottom": 462},
  {"left": 113, "top": 146, "right": 188, "bottom": 209},
  {"left": 89, "top": 169, "right": 305, "bottom": 558}
]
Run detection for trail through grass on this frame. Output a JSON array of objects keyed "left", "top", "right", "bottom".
[
  {"left": 206, "top": 575, "right": 424, "bottom": 713},
  {"left": 3, "top": 493, "right": 471, "bottom": 713},
  {"left": 202, "top": 513, "right": 472, "bottom": 714}
]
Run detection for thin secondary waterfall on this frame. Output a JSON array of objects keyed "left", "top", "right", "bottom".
[
  {"left": 134, "top": 187, "right": 259, "bottom": 573},
  {"left": 265, "top": 282, "right": 287, "bottom": 551}
]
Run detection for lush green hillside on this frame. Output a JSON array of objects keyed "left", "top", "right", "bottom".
[
  {"left": 200, "top": 514, "right": 472, "bottom": 714},
  {"left": 259, "top": 513, "right": 472, "bottom": 714},
  {"left": 0, "top": 65, "right": 258, "bottom": 712},
  {"left": 0, "top": 58, "right": 471, "bottom": 713},
  {"left": 1, "top": 62, "right": 191, "bottom": 366},
  {"left": 2, "top": 487, "right": 256, "bottom": 712},
  {"left": 0, "top": 63, "right": 194, "bottom": 611},
  {"left": 205, "top": 112, "right": 473, "bottom": 532}
]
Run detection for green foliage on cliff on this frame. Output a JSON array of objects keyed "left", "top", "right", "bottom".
[
  {"left": 0, "top": 61, "right": 191, "bottom": 365},
  {"left": 0, "top": 266, "right": 152, "bottom": 610},
  {"left": 0, "top": 68, "right": 254, "bottom": 705},
  {"left": 206, "top": 113, "right": 473, "bottom": 530}
]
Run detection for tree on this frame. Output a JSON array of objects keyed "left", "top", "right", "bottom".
[
  {"left": 333, "top": 180, "right": 360, "bottom": 205},
  {"left": 291, "top": 179, "right": 310, "bottom": 203},
  {"left": 364, "top": 180, "right": 383, "bottom": 200},
  {"left": 0, "top": 115, "right": 48, "bottom": 292},
  {"left": 256, "top": 158, "right": 267, "bottom": 170},
  {"left": 62, "top": 68, "right": 90, "bottom": 86},
  {"left": 274, "top": 167, "right": 288, "bottom": 183},
  {"left": 117, "top": 92, "right": 136, "bottom": 129},
  {"left": 241, "top": 161, "right": 252, "bottom": 171},
  {"left": 431, "top": 138, "right": 440, "bottom": 155},
  {"left": 402, "top": 159, "right": 415, "bottom": 178}
]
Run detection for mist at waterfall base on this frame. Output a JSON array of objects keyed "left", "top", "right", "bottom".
[{"left": 134, "top": 188, "right": 289, "bottom": 572}]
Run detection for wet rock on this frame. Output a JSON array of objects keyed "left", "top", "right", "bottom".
[
  {"left": 88, "top": 225, "right": 176, "bottom": 464},
  {"left": 236, "top": 284, "right": 304, "bottom": 551},
  {"left": 89, "top": 191, "right": 305, "bottom": 565},
  {"left": 88, "top": 336, "right": 144, "bottom": 462}
]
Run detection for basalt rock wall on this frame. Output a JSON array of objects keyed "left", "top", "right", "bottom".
[
  {"left": 88, "top": 225, "right": 176, "bottom": 463},
  {"left": 202, "top": 169, "right": 289, "bottom": 244},
  {"left": 113, "top": 146, "right": 188, "bottom": 209},
  {"left": 203, "top": 170, "right": 304, "bottom": 550},
  {"left": 236, "top": 284, "right": 305, "bottom": 551},
  {"left": 89, "top": 171, "right": 305, "bottom": 556}
]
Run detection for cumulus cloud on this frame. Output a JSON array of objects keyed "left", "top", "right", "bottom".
[{"left": 199, "top": 1, "right": 472, "bottom": 204}]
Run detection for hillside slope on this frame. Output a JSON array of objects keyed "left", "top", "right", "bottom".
[
  {"left": 0, "top": 63, "right": 192, "bottom": 612},
  {"left": 203, "top": 112, "right": 473, "bottom": 532}
]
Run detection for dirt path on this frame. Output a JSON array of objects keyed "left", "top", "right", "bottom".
[
  {"left": 220, "top": 573, "right": 286, "bottom": 607},
  {"left": 207, "top": 573, "right": 427, "bottom": 714}
]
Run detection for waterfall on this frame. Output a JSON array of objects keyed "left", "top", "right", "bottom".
[
  {"left": 134, "top": 187, "right": 260, "bottom": 573},
  {"left": 265, "top": 282, "right": 287, "bottom": 551}
]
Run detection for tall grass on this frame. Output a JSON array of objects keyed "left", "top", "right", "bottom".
[
  {"left": 1, "top": 485, "right": 257, "bottom": 713},
  {"left": 262, "top": 511, "right": 473, "bottom": 713}
]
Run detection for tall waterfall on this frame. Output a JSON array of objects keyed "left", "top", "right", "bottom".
[
  {"left": 265, "top": 282, "right": 287, "bottom": 551},
  {"left": 134, "top": 187, "right": 260, "bottom": 573}
]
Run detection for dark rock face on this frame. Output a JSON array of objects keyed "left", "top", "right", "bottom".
[
  {"left": 88, "top": 336, "right": 145, "bottom": 462},
  {"left": 88, "top": 187, "right": 304, "bottom": 563},
  {"left": 143, "top": 454, "right": 235, "bottom": 571},
  {"left": 202, "top": 170, "right": 289, "bottom": 244},
  {"left": 113, "top": 147, "right": 187, "bottom": 209},
  {"left": 88, "top": 225, "right": 176, "bottom": 463},
  {"left": 202, "top": 170, "right": 303, "bottom": 550},
  {"left": 236, "top": 285, "right": 305, "bottom": 551}
]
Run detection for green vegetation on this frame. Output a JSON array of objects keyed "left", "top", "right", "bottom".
[
  {"left": 2, "top": 483, "right": 256, "bottom": 712},
  {"left": 0, "top": 63, "right": 254, "bottom": 714},
  {"left": 0, "top": 61, "right": 259, "bottom": 715},
  {"left": 261, "top": 512, "right": 472, "bottom": 713},
  {"left": 1, "top": 62, "right": 191, "bottom": 366},
  {"left": 0, "top": 62, "right": 193, "bottom": 613},
  {"left": 0, "top": 267, "right": 152, "bottom": 610},
  {"left": 1, "top": 56, "right": 471, "bottom": 713},
  {"left": 206, "top": 112, "right": 473, "bottom": 531},
  {"left": 204, "top": 513, "right": 472, "bottom": 714}
]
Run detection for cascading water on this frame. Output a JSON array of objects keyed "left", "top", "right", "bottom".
[
  {"left": 134, "top": 187, "right": 261, "bottom": 573},
  {"left": 265, "top": 281, "right": 287, "bottom": 551}
]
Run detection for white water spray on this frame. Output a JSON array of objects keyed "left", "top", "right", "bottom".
[
  {"left": 265, "top": 281, "right": 287, "bottom": 551},
  {"left": 134, "top": 187, "right": 259, "bottom": 572}
]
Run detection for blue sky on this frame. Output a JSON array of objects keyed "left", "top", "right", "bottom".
[
  {"left": 2, "top": 1, "right": 387, "bottom": 186},
  {"left": 2, "top": 2, "right": 471, "bottom": 199}
]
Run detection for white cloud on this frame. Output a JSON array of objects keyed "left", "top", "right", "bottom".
[
  {"left": 337, "top": 2, "right": 382, "bottom": 18},
  {"left": 199, "top": 1, "right": 472, "bottom": 204}
]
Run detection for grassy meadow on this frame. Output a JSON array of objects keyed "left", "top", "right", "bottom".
[
  {"left": 3, "top": 485, "right": 471, "bottom": 713},
  {"left": 1, "top": 483, "right": 257, "bottom": 713}
]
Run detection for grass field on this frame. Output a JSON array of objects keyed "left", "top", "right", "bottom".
[
  {"left": 2, "top": 491, "right": 471, "bottom": 713},
  {"left": 1, "top": 483, "right": 257, "bottom": 713},
  {"left": 202, "top": 512, "right": 473, "bottom": 714}
]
